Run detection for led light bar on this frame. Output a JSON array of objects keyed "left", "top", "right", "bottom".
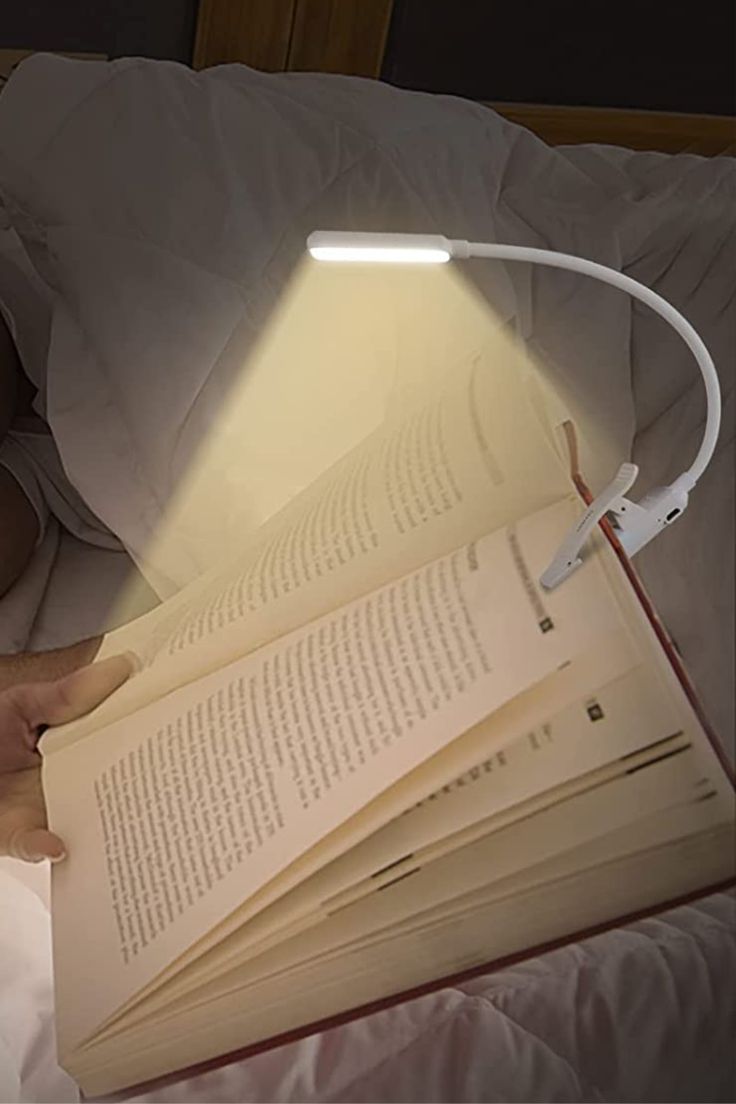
[{"left": 307, "top": 231, "right": 452, "bottom": 264}]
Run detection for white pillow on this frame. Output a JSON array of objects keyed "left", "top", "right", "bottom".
[{"left": 0, "top": 211, "right": 52, "bottom": 404}]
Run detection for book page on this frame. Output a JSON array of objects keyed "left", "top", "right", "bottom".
[
  {"left": 313, "top": 664, "right": 690, "bottom": 908},
  {"left": 321, "top": 773, "right": 733, "bottom": 972},
  {"left": 105, "top": 661, "right": 691, "bottom": 1020},
  {"left": 42, "top": 343, "right": 572, "bottom": 754},
  {"left": 255, "top": 768, "right": 731, "bottom": 991},
  {"left": 81, "top": 745, "right": 733, "bottom": 1056},
  {"left": 270, "top": 748, "right": 732, "bottom": 970},
  {"left": 47, "top": 498, "right": 624, "bottom": 1053},
  {"left": 101, "top": 626, "right": 640, "bottom": 1023},
  {"left": 72, "top": 820, "right": 734, "bottom": 1096},
  {"left": 121, "top": 261, "right": 576, "bottom": 601}
]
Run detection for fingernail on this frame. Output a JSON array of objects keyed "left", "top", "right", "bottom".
[
  {"left": 123, "top": 650, "right": 142, "bottom": 675},
  {"left": 48, "top": 846, "right": 67, "bottom": 864}
]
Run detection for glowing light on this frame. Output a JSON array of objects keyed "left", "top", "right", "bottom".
[
  {"left": 307, "top": 231, "right": 451, "bottom": 265},
  {"left": 309, "top": 245, "right": 450, "bottom": 264}
]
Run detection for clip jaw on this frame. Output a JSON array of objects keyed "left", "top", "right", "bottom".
[{"left": 540, "top": 466, "right": 692, "bottom": 590}]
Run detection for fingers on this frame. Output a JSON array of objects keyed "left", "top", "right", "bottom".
[
  {"left": 7, "top": 826, "right": 66, "bottom": 863},
  {"left": 0, "top": 738, "right": 39, "bottom": 773},
  {"left": 0, "top": 655, "right": 135, "bottom": 863},
  {"left": 0, "top": 767, "right": 67, "bottom": 863},
  {"left": 16, "top": 652, "right": 137, "bottom": 730}
]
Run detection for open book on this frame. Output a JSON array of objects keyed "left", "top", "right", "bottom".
[{"left": 39, "top": 349, "right": 735, "bottom": 1098}]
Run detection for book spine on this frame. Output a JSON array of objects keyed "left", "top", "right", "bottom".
[{"left": 570, "top": 465, "right": 734, "bottom": 788}]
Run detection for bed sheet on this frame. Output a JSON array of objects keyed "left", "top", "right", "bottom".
[
  {"left": 0, "top": 868, "right": 733, "bottom": 1103},
  {"left": 0, "top": 527, "right": 158, "bottom": 657}
]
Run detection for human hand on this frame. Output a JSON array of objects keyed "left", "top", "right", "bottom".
[{"left": 0, "top": 654, "right": 134, "bottom": 862}]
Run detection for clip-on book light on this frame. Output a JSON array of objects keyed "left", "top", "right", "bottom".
[{"left": 307, "top": 231, "right": 721, "bottom": 590}]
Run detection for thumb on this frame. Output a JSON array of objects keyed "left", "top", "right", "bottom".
[
  {"left": 8, "top": 826, "right": 67, "bottom": 864},
  {"left": 19, "top": 653, "right": 138, "bottom": 730}
]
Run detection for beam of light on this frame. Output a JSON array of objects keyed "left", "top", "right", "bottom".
[{"left": 92, "top": 255, "right": 625, "bottom": 648}]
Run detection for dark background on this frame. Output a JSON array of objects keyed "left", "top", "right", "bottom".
[
  {"left": 0, "top": 0, "right": 198, "bottom": 64},
  {"left": 382, "top": 0, "right": 736, "bottom": 114},
  {"left": 1, "top": 0, "right": 734, "bottom": 114}
]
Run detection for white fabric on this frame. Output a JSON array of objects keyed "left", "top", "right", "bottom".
[
  {"left": 0, "top": 521, "right": 59, "bottom": 654},
  {"left": 0, "top": 427, "right": 122, "bottom": 550},
  {"left": 0, "top": 527, "right": 158, "bottom": 657},
  {"left": 1, "top": 187, "right": 120, "bottom": 598},
  {"left": 0, "top": 54, "right": 639, "bottom": 597},
  {"left": 0, "top": 55, "right": 732, "bottom": 743},
  {"left": 0, "top": 867, "right": 733, "bottom": 1103},
  {"left": 0, "top": 871, "right": 77, "bottom": 1103},
  {"left": 0, "top": 217, "right": 51, "bottom": 402}
]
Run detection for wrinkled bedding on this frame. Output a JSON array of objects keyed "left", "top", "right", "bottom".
[
  {"left": 1, "top": 868, "right": 734, "bottom": 1103},
  {"left": 0, "top": 523, "right": 157, "bottom": 655},
  {"left": 0, "top": 55, "right": 732, "bottom": 736},
  {"left": 0, "top": 55, "right": 734, "bottom": 1103}
]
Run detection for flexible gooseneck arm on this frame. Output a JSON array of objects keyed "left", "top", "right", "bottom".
[
  {"left": 307, "top": 230, "right": 721, "bottom": 588},
  {"left": 453, "top": 240, "right": 720, "bottom": 487},
  {"left": 449, "top": 239, "right": 721, "bottom": 587}
]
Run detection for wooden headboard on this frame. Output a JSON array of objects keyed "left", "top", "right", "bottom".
[{"left": 193, "top": 0, "right": 736, "bottom": 156}]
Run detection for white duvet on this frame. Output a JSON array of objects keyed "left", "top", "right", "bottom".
[
  {"left": 0, "top": 55, "right": 734, "bottom": 1102},
  {"left": 1, "top": 869, "right": 734, "bottom": 1103},
  {"left": 0, "top": 55, "right": 732, "bottom": 738},
  {"left": 0, "top": 55, "right": 638, "bottom": 593}
]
